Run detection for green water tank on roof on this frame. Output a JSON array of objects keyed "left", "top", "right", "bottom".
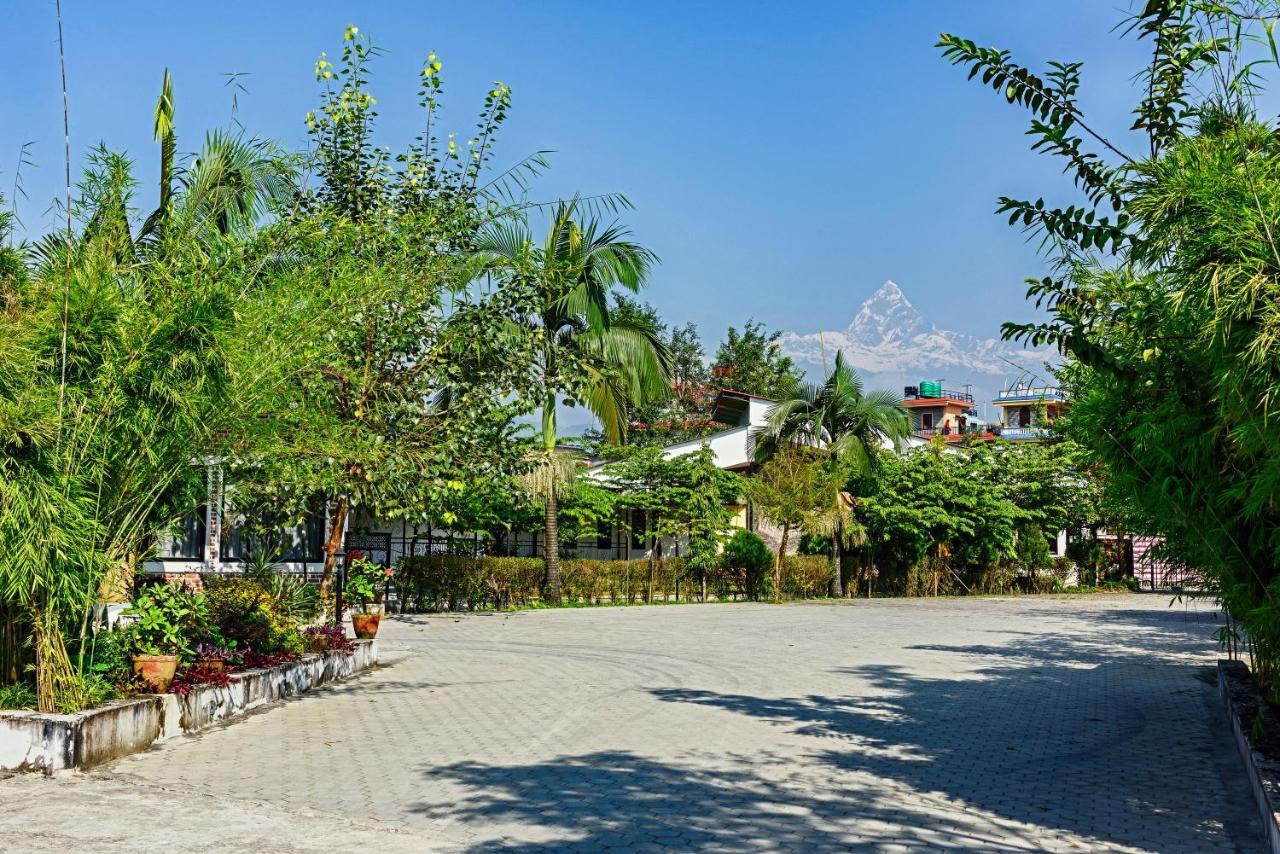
[{"left": 919, "top": 380, "right": 942, "bottom": 398}]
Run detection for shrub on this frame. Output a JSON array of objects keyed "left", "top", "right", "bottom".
[
  {"left": 86, "top": 626, "right": 135, "bottom": 687},
  {"left": 779, "top": 555, "right": 829, "bottom": 599},
  {"left": 722, "top": 530, "right": 773, "bottom": 600},
  {"left": 0, "top": 682, "right": 37, "bottom": 710},
  {"left": 267, "top": 574, "right": 322, "bottom": 621},
  {"left": 203, "top": 577, "right": 304, "bottom": 653},
  {"left": 397, "top": 555, "right": 543, "bottom": 611},
  {"left": 347, "top": 554, "right": 393, "bottom": 607},
  {"left": 797, "top": 533, "right": 832, "bottom": 556}
]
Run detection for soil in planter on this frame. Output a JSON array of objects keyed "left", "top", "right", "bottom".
[{"left": 1221, "top": 660, "right": 1280, "bottom": 760}]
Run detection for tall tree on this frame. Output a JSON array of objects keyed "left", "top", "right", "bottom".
[
  {"left": 477, "top": 202, "right": 670, "bottom": 602},
  {"left": 710, "top": 320, "right": 803, "bottom": 403},
  {"left": 939, "top": 1, "right": 1280, "bottom": 682},
  {"left": 608, "top": 296, "right": 714, "bottom": 446},
  {"left": 229, "top": 29, "right": 544, "bottom": 607},
  {"left": 752, "top": 352, "right": 907, "bottom": 596}
]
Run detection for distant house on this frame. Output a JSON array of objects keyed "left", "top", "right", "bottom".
[
  {"left": 145, "top": 388, "right": 928, "bottom": 580},
  {"left": 900, "top": 381, "right": 991, "bottom": 442},
  {"left": 991, "top": 383, "right": 1067, "bottom": 441}
]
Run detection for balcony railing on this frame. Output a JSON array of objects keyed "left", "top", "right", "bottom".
[
  {"left": 913, "top": 424, "right": 991, "bottom": 439},
  {"left": 912, "top": 388, "right": 974, "bottom": 402},
  {"left": 996, "top": 425, "right": 1050, "bottom": 440},
  {"left": 995, "top": 386, "right": 1064, "bottom": 403}
]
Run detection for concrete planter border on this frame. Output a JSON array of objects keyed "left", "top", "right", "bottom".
[
  {"left": 0, "top": 639, "right": 376, "bottom": 774},
  {"left": 1218, "top": 659, "right": 1280, "bottom": 853}
]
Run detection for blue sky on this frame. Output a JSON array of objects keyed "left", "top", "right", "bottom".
[{"left": 5, "top": 2, "right": 1155, "bottom": 346}]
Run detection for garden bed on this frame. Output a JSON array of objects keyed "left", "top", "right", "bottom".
[
  {"left": 0, "top": 639, "right": 376, "bottom": 774},
  {"left": 1218, "top": 659, "right": 1280, "bottom": 853}
]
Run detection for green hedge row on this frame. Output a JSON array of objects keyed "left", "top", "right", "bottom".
[{"left": 393, "top": 554, "right": 835, "bottom": 612}]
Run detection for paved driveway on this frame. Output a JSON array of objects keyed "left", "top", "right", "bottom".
[{"left": 0, "top": 595, "right": 1264, "bottom": 852}]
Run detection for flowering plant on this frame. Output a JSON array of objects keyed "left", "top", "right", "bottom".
[
  {"left": 241, "top": 650, "right": 302, "bottom": 670},
  {"left": 304, "top": 624, "right": 356, "bottom": 654},
  {"left": 194, "top": 643, "right": 238, "bottom": 664}
]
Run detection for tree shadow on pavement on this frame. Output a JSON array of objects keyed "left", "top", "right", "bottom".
[
  {"left": 410, "top": 748, "right": 1055, "bottom": 851},
  {"left": 647, "top": 608, "right": 1262, "bottom": 853}
]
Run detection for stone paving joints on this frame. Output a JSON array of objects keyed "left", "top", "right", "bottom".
[{"left": 0, "top": 594, "right": 1266, "bottom": 852}]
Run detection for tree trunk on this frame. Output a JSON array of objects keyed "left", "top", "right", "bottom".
[
  {"left": 646, "top": 529, "right": 658, "bottom": 604},
  {"left": 829, "top": 521, "right": 844, "bottom": 598},
  {"left": 319, "top": 496, "right": 349, "bottom": 611},
  {"left": 543, "top": 487, "right": 561, "bottom": 604},
  {"left": 774, "top": 523, "right": 790, "bottom": 604}
]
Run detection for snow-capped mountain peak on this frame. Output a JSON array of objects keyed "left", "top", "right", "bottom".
[
  {"left": 777, "top": 280, "right": 1050, "bottom": 395},
  {"left": 847, "top": 280, "right": 929, "bottom": 344}
]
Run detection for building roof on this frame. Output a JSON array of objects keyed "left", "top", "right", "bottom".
[
  {"left": 709, "top": 389, "right": 774, "bottom": 427},
  {"left": 993, "top": 385, "right": 1067, "bottom": 405}
]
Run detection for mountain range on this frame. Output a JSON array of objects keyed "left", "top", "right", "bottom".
[{"left": 777, "top": 280, "right": 1054, "bottom": 412}]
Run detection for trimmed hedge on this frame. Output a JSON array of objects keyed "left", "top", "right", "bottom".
[{"left": 394, "top": 553, "right": 836, "bottom": 612}]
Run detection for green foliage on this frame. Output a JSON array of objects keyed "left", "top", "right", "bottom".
[
  {"left": 941, "top": 0, "right": 1280, "bottom": 686},
  {"left": 346, "top": 555, "right": 391, "bottom": 607},
  {"left": 233, "top": 29, "right": 547, "bottom": 601},
  {"left": 203, "top": 577, "right": 302, "bottom": 653},
  {"left": 721, "top": 530, "right": 773, "bottom": 601},
  {"left": 610, "top": 295, "right": 714, "bottom": 446},
  {"left": 0, "top": 681, "right": 37, "bottom": 710},
  {"left": 797, "top": 533, "right": 833, "bottom": 556},
  {"left": 858, "top": 443, "right": 1033, "bottom": 593},
  {"left": 393, "top": 551, "right": 831, "bottom": 610},
  {"left": 709, "top": 320, "right": 803, "bottom": 402},
  {"left": 1014, "top": 522, "right": 1053, "bottom": 576},
  {"left": 123, "top": 583, "right": 208, "bottom": 658},
  {"left": 83, "top": 625, "right": 135, "bottom": 688}
]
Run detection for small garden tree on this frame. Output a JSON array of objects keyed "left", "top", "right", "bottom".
[{"left": 743, "top": 447, "right": 845, "bottom": 603}]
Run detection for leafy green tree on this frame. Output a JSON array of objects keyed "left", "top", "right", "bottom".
[
  {"left": 229, "top": 29, "right": 543, "bottom": 604},
  {"left": 940, "top": 0, "right": 1280, "bottom": 683},
  {"left": 858, "top": 444, "right": 1025, "bottom": 596},
  {"left": 477, "top": 202, "right": 670, "bottom": 603},
  {"left": 710, "top": 320, "right": 803, "bottom": 403},
  {"left": 753, "top": 351, "right": 907, "bottom": 596},
  {"left": 0, "top": 103, "right": 298, "bottom": 709},
  {"left": 610, "top": 296, "right": 714, "bottom": 446}
]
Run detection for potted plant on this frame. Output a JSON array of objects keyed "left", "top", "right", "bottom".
[
  {"left": 346, "top": 555, "right": 392, "bottom": 639},
  {"left": 123, "top": 583, "right": 198, "bottom": 692},
  {"left": 194, "top": 642, "right": 236, "bottom": 673}
]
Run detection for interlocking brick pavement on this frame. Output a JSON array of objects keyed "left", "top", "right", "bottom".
[{"left": 0, "top": 595, "right": 1264, "bottom": 852}]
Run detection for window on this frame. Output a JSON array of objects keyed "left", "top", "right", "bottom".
[
  {"left": 596, "top": 520, "right": 613, "bottom": 550},
  {"left": 158, "top": 509, "right": 206, "bottom": 560},
  {"left": 222, "top": 508, "right": 326, "bottom": 563},
  {"left": 921, "top": 412, "right": 935, "bottom": 430}
]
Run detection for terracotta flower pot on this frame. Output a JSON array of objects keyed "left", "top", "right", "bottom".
[
  {"left": 133, "top": 654, "right": 179, "bottom": 692},
  {"left": 202, "top": 660, "right": 226, "bottom": 674},
  {"left": 351, "top": 610, "right": 381, "bottom": 640}
]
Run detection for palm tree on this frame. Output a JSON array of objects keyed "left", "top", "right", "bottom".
[
  {"left": 478, "top": 201, "right": 669, "bottom": 602},
  {"left": 752, "top": 351, "right": 907, "bottom": 596}
]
